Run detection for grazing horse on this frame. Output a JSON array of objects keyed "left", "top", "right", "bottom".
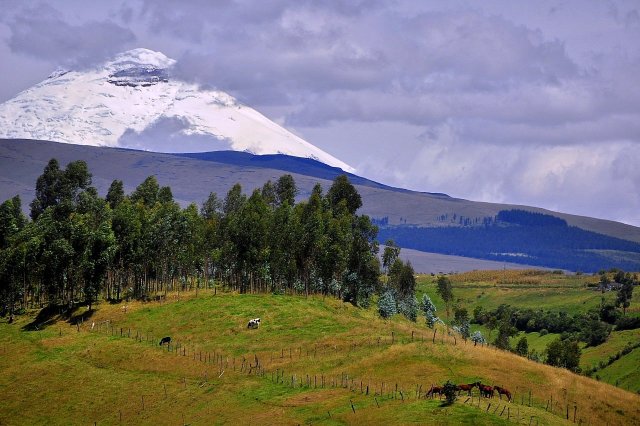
[
  {"left": 159, "top": 336, "right": 171, "bottom": 345},
  {"left": 456, "top": 383, "right": 477, "bottom": 396},
  {"left": 426, "top": 385, "right": 444, "bottom": 399},
  {"left": 475, "top": 382, "right": 495, "bottom": 398},
  {"left": 494, "top": 386, "right": 512, "bottom": 402}
]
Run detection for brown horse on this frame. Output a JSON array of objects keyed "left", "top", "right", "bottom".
[
  {"left": 456, "top": 383, "right": 477, "bottom": 396},
  {"left": 475, "top": 382, "right": 494, "bottom": 398},
  {"left": 494, "top": 386, "right": 512, "bottom": 402},
  {"left": 426, "top": 385, "right": 444, "bottom": 399}
]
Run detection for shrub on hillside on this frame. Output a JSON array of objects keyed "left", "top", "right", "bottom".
[
  {"left": 397, "top": 296, "right": 418, "bottom": 322},
  {"left": 421, "top": 294, "right": 439, "bottom": 328},
  {"left": 378, "top": 289, "right": 397, "bottom": 319},
  {"left": 441, "top": 381, "right": 457, "bottom": 406},
  {"left": 545, "top": 338, "right": 581, "bottom": 372},
  {"left": 615, "top": 316, "right": 640, "bottom": 331},
  {"left": 515, "top": 336, "right": 529, "bottom": 356},
  {"left": 470, "top": 331, "right": 486, "bottom": 346}
]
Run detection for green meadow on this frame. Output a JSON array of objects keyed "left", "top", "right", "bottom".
[{"left": 1, "top": 272, "right": 639, "bottom": 425}]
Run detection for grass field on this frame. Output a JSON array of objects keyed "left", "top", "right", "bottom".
[
  {"left": 416, "top": 270, "right": 640, "bottom": 394},
  {"left": 416, "top": 270, "right": 614, "bottom": 315},
  {"left": 1, "top": 284, "right": 639, "bottom": 425}
]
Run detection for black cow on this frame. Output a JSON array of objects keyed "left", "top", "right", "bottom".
[{"left": 159, "top": 336, "right": 171, "bottom": 345}]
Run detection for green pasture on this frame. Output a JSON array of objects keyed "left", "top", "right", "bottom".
[
  {"left": 416, "top": 272, "right": 616, "bottom": 315},
  {"left": 2, "top": 290, "right": 638, "bottom": 425},
  {"left": 1, "top": 268, "right": 639, "bottom": 425}
]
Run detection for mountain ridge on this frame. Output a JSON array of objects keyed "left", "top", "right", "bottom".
[{"left": 2, "top": 138, "right": 640, "bottom": 272}]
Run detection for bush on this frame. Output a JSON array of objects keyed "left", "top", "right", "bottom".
[
  {"left": 378, "top": 289, "right": 397, "bottom": 319},
  {"left": 545, "top": 338, "right": 581, "bottom": 372},
  {"left": 471, "top": 331, "right": 486, "bottom": 346},
  {"left": 539, "top": 329, "right": 549, "bottom": 336},
  {"left": 580, "top": 317, "right": 612, "bottom": 347},
  {"left": 421, "top": 294, "right": 439, "bottom": 328},
  {"left": 515, "top": 336, "right": 529, "bottom": 356},
  {"left": 441, "top": 381, "right": 457, "bottom": 406},
  {"left": 615, "top": 316, "right": 640, "bottom": 331},
  {"left": 397, "top": 296, "right": 418, "bottom": 322}
]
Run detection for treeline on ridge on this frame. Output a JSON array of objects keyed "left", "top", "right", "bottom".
[{"left": 0, "top": 158, "right": 381, "bottom": 316}]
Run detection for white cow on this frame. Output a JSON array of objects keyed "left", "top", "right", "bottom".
[{"left": 247, "top": 318, "right": 261, "bottom": 329}]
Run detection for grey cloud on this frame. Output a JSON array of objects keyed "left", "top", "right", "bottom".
[
  {"left": 1, "top": 0, "right": 639, "bottom": 226},
  {"left": 359, "top": 127, "right": 640, "bottom": 225},
  {"left": 7, "top": 3, "right": 136, "bottom": 68},
  {"left": 625, "top": 9, "right": 640, "bottom": 27}
]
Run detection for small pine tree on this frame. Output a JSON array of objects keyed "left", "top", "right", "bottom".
[
  {"left": 378, "top": 289, "right": 397, "bottom": 319},
  {"left": 421, "top": 294, "right": 439, "bottom": 328},
  {"left": 471, "top": 331, "right": 486, "bottom": 346},
  {"left": 397, "top": 296, "right": 418, "bottom": 322},
  {"left": 515, "top": 336, "right": 529, "bottom": 356}
]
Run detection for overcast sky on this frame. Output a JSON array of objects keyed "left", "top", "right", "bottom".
[{"left": 1, "top": 0, "right": 639, "bottom": 226}]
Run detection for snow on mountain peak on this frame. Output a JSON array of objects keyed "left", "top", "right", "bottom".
[
  {"left": 0, "top": 48, "right": 354, "bottom": 172},
  {"left": 106, "top": 48, "right": 176, "bottom": 72}
]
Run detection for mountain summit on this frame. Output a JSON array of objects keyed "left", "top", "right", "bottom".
[{"left": 0, "top": 48, "right": 353, "bottom": 172}]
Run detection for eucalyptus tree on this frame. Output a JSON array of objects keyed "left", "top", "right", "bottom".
[
  {"left": 295, "top": 184, "right": 326, "bottom": 296},
  {"left": 200, "top": 192, "right": 222, "bottom": 285},
  {"left": 275, "top": 174, "right": 298, "bottom": 207},
  {"left": 106, "top": 179, "right": 125, "bottom": 209},
  {"left": 30, "top": 159, "right": 91, "bottom": 220},
  {"left": 382, "top": 240, "right": 400, "bottom": 275},
  {"left": 110, "top": 198, "right": 142, "bottom": 300},
  {"left": 436, "top": 275, "right": 454, "bottom": 320},
  {"left": 73, "top": 187, "right": 115, "bottom": 309}
]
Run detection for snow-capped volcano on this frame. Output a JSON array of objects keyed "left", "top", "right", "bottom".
[{"left": 0, "top": 48, "right": 354, "bottom": 172}]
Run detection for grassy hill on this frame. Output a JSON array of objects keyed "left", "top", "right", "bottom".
[
  {"left": 417, "top": 270, "right": 640, "bottom": 395},
  {"left": 1, "top": 283, "right": 639, "bottom": 425}
]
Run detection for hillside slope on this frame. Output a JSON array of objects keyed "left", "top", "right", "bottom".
[{"left": 1, "top": 292, "right": 638, "bottom": 425}]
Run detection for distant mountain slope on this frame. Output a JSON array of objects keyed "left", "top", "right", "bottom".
[
  {"left": 0, "top": 48, "right": 353, "bottom": 172},
  {"left": 175, "top": 151, "right": 420, "bottom": 194},
  {"left": 1, "top": 138, "right": 639, "bottom": 271},
  {"left": 378, "top": 245, "right": 551, "bottom": 274}
]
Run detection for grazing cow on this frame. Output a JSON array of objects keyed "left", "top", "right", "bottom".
[
  {"left": 494, "top": 386, "right": 512, "bottom": 402},
  {"left": 247, "top": 318, "right": 261, "bottom": 329},
  {"left": 159, "top": 336, "right": 171, "bottom": 345},
  {"left": 426, "top": 385, "right": 443, "bottom": 399},
  {"left": 456, "top": 383, "right": 477, "bottom": 396}
]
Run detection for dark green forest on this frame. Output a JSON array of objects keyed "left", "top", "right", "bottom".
[
  {"left": 0, "top": 159, "right": 383, "bottom": 315},
  {"left": 378, "top": 210, "right": 640, "bottom": 272}
]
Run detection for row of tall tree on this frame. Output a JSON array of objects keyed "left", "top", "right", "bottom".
[{"left": 0, "top": 159, "right": 381, "bottom": 315}]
